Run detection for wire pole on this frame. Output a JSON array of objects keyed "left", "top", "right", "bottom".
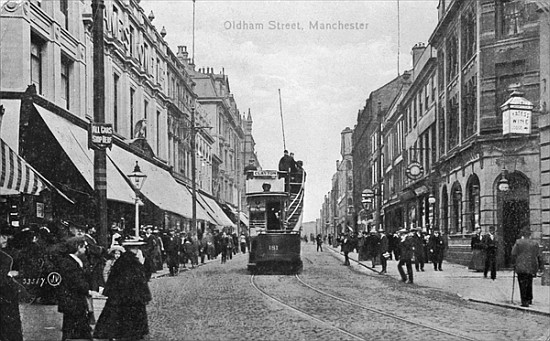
[
  {"left": 397, "top": 0, "right": 400, "bottom": 76},
  {"left": 278, "top": 89, "right": 286, "bottom": 151},
  {"left": 191, "top": 105, "right": 197, "bottom": 234},
  {"left": 192, "top": 0, "right": 196, "bottom": 64},
  {"left": 92, "top": 0, "right": 109, "bottom": 248}
]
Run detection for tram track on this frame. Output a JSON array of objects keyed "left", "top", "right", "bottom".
[{"left": 250, "top": 274, "right": 479, "bottom": 341}]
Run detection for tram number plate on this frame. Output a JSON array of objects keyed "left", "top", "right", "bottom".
[{"left": 268, "top": 245, "right": 279, "bottom": 251}]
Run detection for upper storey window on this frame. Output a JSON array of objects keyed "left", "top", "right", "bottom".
[
  {"left": 446, "top": 33, "right": 458, "bottom": 81},
  {"left": 500, "top": 0, "right": 524, "bottom": 37},
  {"left": 461, "top": 6, "right": 476, "bottom": 63},
  {"left": 31, "top": 35, "right": 44, "bottom": 94}
]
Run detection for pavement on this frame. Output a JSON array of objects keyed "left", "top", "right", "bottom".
[{"left": 326, "top": 244, "right": 550, "bottom": 317}]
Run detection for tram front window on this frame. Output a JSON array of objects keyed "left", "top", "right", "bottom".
[{"left": 266, "top": 202, "right": 282, "bottom": 230}]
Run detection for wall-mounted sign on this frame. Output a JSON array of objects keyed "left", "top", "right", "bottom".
[
  {"left": 406, "top": 161, "right": 424, "bottom": 180},
  {"left": 503, "top": 109, "right": 531, "bottom": 135},
  {"left": 89, "top": 123, "right": 113, "bottom": 150}
]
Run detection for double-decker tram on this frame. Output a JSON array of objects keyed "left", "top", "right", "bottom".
[{"left": 246, "top": 169, "right": 305, "bottom": 274}]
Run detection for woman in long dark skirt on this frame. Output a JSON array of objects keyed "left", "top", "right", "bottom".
[{"left": 93, "top": 238, "right": 151, "bottom": 341}]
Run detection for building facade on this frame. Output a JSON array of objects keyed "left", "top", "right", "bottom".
[{"left": 0, "top": 0, "right": 243, "bottom": 238}]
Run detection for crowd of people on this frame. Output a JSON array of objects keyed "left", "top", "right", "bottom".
[
  {"left": 314, "top": 227, "right": 450, "bottom": 283},
  {"left": 0, "top": 220, "right": 249, "bottom": 341}
]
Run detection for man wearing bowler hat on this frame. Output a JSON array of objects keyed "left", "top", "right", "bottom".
[
  {"left": 378, "top": 228, "right": 389, "bottom": 274},
  {"left": 397, "top": 228, "right": 414, "bottom": 284}
]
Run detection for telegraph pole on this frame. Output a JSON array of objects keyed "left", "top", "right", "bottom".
[
  {"left": 92, "top": 0, "right": 109, "bottom": 247},
  {"left": 190, "top": 106, "right": 197, "bottom": 234}
]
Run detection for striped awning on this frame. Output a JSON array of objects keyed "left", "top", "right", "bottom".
[
  {"left": 0, "top": 138, "right": 73, "bottom": 204},
  {"left": 0, "top": 138, "right": 47, "bottom": 195}
]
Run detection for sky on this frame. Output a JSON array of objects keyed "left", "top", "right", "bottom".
[{"left": 140, "top": 0, "right": 439, "bottom": 223}]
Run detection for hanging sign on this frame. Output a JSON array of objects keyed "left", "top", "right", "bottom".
[
  {"left": 406, "top": 161, "right": 424, "bottom": 180},
  {"left": 502, "top": 109, "right": 531, "bottom": 135},
  {"left": 89, "top": 123, "right": 113, "bottom": 150}
]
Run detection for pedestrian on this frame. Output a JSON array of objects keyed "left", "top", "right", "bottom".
[
  {"left": 316, "top": 234, "right": 323, "bottom": 252},
  {"left": 328, "top": 233, "right": 333, "bottom": 246},
  {"left": 143, "top": 226, "right": 157, "bottom": 278},
  {"left": 102, "top": 245, "right": 125, "bottom": 283},
  {"left": 220, "top": 232, "right": 229, "bottom": 264},
  {"left": 341, "top": 233, "right": 352, "bottom": 266},
  {"left": 511, "top": 227, "right": 544, "bottom": 307},
  {"left": 0, "top": 225, "right": 23, "bottom": 341},
  {"left": 378, "top": 228, "right": 389, "bottom": 274},
  {"left": 397, "top": 229, "right": 414, "bottom": 284},
  {"left": 164, "top": 230, "right": 180, "bottom": 276},
  {"left": 367, "top": 229, "right": 380, "bottom": 268},
  {"left": 240, "top": 233, "right": 247, "bottom": 254},
  {"left": 227, "top": 234, "right": 234, "bottom": 260},
  {"left": 483, "top": 225, "right": 498, "bottom": 280},
  {"left": 93, "top": 238, "right": 152, "bottom": 341},
  {"left": 428, "top": 229, "right": 445, "bottom": 271},
  {"left": 57, "top": 236, "right": 93, "bottom": 341},
  {"left": 469, "top": 227, "right": 485, "bottom": 271},
  {"left": 412, "top": 227, "right": 426, "bottom": 272}
]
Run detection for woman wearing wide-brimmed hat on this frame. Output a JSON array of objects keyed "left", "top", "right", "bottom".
[
  {"left": 102, "top": 245, "right": 125, "bottom": 283},
  {"left": 93, "top": 238, "right": 151, "bottom": 340}
]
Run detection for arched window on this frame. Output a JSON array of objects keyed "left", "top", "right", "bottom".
[
  {"left": 450, "top": 182, "right": 463, "bottom": 234},
  {"left": 440, "top": 186, "right": 448, "bottom": 234},
  {"left": 466, "top": 175, "right": 481, "bottom": 233}
]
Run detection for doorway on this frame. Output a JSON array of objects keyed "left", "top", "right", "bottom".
[{"left": 498, "top": 171, "right": 530, "bottom": 267}]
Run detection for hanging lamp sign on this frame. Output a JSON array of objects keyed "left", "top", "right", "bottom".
[{"left": 501, "top": 90, "right": 533, "bottom": 135}]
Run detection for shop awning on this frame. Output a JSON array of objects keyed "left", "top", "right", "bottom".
[
  {"left": 108, "top": 144, "right": 194, "bottom": 218},
  {"left": 34, "top": 104, "right": 135, "bottom": 204},
  {"left": 239, "top": 212, "right": 249, "bottom": 227},
  {"left": 176, "top": 183, "right": 212, "bottom": 222},
  {"left": 196, "top": 193, "right": 235, "bottom": 227},
  {"left": 1, "top": 138, "right": 73, "bottom": 203}
]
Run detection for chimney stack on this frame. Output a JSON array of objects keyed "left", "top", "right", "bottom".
[{"left": 411, "top": 42, "right": 426, "bottom": 67}]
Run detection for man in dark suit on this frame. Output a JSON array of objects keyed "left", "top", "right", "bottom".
[
  {"left": 378, "top": 229, "right": 389, "bottom": 274},
  {"left": 512, "top": 228, "right": 544, "bottom": 307},
  {"left": 397, "top": 229, "right": 414, "bottom": 284},
  {"left": 412, "top": 227, "right": 426, "bottom": 272},
  {"left": 57, "top": 236, "right": 93, "bottom": 341},
  {"left": 341, "top": 233, "right": 352, "bottom": 266},
  {"left": 483, "top": 225, "right": 498, "bottom": 280}
]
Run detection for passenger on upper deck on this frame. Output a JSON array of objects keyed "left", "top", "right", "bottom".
[
  {"left": 244, "top": 159, "right": 257, "bottom": 179},
  {"left": 295, "top": 160, "right": 306, "bottom": 183},
  {"left": 278, "top": 150, "right": 296, "bottom": 173}
]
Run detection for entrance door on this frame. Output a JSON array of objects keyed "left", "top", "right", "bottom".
[
  {"left": 502, "top": 199, "right": 529, "bottom": 266},
  {"left": 499, "top": 171, "right": 530, "bottom": 268}
]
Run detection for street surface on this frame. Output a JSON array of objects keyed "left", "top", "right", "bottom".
[{"left": 20, "top": 243, "right": 550, "bottom": 340}]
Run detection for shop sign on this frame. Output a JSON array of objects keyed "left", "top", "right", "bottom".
[
  {"left": 406, "top": 161, "right": 424, "bottom": 180},
  {"left": 503, "top": 109, "right": 531, "bottom": 135},
  {"left": 89, "top": 123, "right": 113, "bottom": 150},
  {"left": 36, "top": 202, "right": 44, "bottom": 218}
]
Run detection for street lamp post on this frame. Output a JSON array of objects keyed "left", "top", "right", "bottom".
[{"left": 128, "top": 161, "right": 147, "bottom": 238}]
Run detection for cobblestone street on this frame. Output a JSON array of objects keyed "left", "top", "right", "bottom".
[{"left": 19, "top": 243, "right": 549, "bottom": 340}]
